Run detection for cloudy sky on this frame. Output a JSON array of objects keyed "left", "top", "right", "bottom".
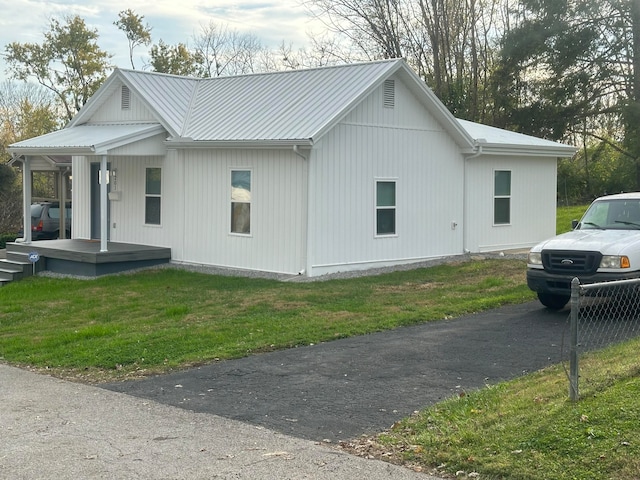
[{"left": 0, "top": 0, "right": 323, "bottom": 80}]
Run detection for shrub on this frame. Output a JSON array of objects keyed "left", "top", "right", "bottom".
[{"left": 0, "top": 233, "right": 17, "bottom": 249}]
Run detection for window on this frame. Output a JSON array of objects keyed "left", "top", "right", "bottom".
[
  {"left": 145, "top": 167, "right": 161, "bottom": 225},
  {"left": 494, "top": 170, "right": 511, "bottom": 225},
  {"left": 231, "top": 170, "right": 251, "bottom": 234},
  {"left": 376, "top": 180, "right": 396, "bottom": 235}
]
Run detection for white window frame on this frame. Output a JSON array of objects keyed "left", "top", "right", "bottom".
[
  {"left": 375, "top": 178, "right": 397, "bottom": 237},
  {"left": 230, "top": 168, "right": 252, "bottom": 236},
  {"left": 144, "top": 167, "right": 162, "bottom": 226},
  {"left": 493, "top": 170, "right": 511, "bottom": 226}
]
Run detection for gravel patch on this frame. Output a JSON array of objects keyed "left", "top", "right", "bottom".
[{"left": 36, "top": 250, "right": 528, "bottom": 282}]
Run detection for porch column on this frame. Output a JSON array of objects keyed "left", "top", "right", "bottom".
[
  {"left": 22, "top": 156, "right": 32, "bottom": 244},
  {"left": 58, "top": 170, "right": 66, "bottom": 239},
  {"left": 100, "top": 155, "right": 108, "bottom": 252}
]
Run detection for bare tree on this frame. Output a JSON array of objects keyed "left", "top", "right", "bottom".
[
  {"left": 192, "top": 21, "right": 268, "bottom": 77},
  {"left": 305, "top": 0, "right": 508, "bottom": 121}
]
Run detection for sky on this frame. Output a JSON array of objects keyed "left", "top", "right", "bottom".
[{"left": 0, "top": 0, "right": 323, "bottom": 80}]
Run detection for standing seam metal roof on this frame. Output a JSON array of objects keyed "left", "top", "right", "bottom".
[
  {"left": 11, "top": 60, "right": 574, "bottom": 156},
  {"left": 115, "top": 60, "right": 406, "bottom": 143}
]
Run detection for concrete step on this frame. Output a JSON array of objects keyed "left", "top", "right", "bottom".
[{"left": 0, "top": 259, "right": 29, "bottom": 282}]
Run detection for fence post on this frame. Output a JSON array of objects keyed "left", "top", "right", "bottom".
[{"left": 569, "top": 277, "right": 580, "bottom": 401}]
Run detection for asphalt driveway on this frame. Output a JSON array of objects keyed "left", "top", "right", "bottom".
[{"left": 104, "top": 301, "right": 570, "bottom": 443}]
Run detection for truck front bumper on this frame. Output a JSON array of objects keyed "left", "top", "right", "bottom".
[{"left": 526, "top": 268, "right": 640, "bottom": 295}]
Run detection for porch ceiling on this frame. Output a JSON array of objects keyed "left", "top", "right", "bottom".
[{"left": 8, "top": 123, "right": 165, "bottom": 157}]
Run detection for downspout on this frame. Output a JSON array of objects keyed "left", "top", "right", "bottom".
[
  {"left": 466, "top": 139, "right": 485, "bottom": 160},
  {"left": 463, "top": 139, "right": 485, "bottom": 253},
  {"left": 293, "top": 145, "right": 310, "bottom": 276}
]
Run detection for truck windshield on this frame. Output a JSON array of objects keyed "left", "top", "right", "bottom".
[{"left": 579, "top": 199, "right": 640, "bottom": 230}]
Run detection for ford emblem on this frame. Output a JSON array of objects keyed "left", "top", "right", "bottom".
[{"left": 561, "top": 259, "right": 574, "bottom": 264}]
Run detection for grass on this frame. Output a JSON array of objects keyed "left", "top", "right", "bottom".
[
  {"left": 363, "top": 338, "right": 640, "bottom": 480},
  {"left": 557, "top": 204, "right": 589, "bottom": 234},
  {"left": 0, "top": 258, "right": 531, "bottom": 382}
]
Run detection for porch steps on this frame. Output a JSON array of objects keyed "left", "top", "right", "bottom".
[{"left": 0, "top": 257, "right": 33, "bottom": 285}]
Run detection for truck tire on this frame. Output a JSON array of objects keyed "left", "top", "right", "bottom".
[{"left": 537, "top": 292, "right": 570, "bottom": 310}]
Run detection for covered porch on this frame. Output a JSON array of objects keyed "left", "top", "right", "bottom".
[
  {"left": 5, "top": 239, "right": 171, "bottom": 278},
  {"left": 4, "top": 123, "right": 172, "bottom": 283}
]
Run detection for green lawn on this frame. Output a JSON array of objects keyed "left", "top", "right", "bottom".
[{"left": 0, "top": 258, "right": 531, "bottom": 382}]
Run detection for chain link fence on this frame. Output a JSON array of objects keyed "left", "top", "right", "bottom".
[{"left": 566, "top": 277, "right": 640, "bottom": 400}]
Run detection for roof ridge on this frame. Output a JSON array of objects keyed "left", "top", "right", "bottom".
[{"left": 116, "top": 58, "right": 404, "bottom": 83}]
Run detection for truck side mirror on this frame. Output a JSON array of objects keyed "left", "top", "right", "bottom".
[{"left": 571, "top": 219, "right": 579, "bottom": 229}]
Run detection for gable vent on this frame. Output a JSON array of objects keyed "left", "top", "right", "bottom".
[
  {"left": 121, "top": 85, "right": 131, "bottom": 110},
  {"left": 383, "top": 79, "right": 395, "bottom": 108}
]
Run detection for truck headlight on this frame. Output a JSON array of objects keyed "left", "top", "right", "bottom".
[
  {"left": 600, "top": 255, "right": 631, "bottom": 269},
  {"left": 528, "top": 252, "right": 542, "bottom": 265}
]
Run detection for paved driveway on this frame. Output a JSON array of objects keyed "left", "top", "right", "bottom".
[{"left": 104, "top": 301, "right": 569, "bottom": 443}]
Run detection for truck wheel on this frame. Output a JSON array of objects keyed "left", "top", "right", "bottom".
[{"left": 537, "top": 292, "right": 570, "bottom": 310}]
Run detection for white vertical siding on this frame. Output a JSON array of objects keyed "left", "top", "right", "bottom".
[
  {"left": 109, "top": 134, "right": 167, "bottom": 156},
  {"left": 89, "top": 82, "right": 156, "bottom": 123},
  {"left": 71, "top": 156, "right": 92, "bottom": 239},
  {"left": 308, "top": 76, "right": 465, "bottom": 276},
  {"left": 464, "top": 155, "right": 557, "bottom": 252},
  {"left": 107, "top": 156, "right": 171, "bottom": 247},
  {"left": 163, "top": 149, "right": 308, "bottom": 274}
]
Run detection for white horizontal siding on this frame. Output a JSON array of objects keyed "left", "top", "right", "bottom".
[{"left": 464, "top": 156, "right": 557, "bottom": 252}]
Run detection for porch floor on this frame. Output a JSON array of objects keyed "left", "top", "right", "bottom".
[{"left": 6, "top": 240, "right": 171, "bottom": 277}]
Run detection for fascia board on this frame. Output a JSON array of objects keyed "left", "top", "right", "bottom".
[
  {"left": 309, "top": 61, "right": 402, "bottom": 144},
  {"left": 67, "top": 72, "right": 121, "bottom": 128},
  {"left": 92, "top": 124, "right": 166, "bottom": 154},
  {"left": 467, "top": 144, "right": 578, "bottom": 158},
  {"left": 166, "top": 138, "right": 314, "bottom": 149},
  {"left": 68, "top": 69, "right": 182, "bottom": 138}
]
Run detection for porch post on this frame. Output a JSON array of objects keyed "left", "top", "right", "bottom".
[
  {"left": 22, "top": 156, "right": 32, "bottom": 244},
  {"left": 58, "top": 170, "right": 66, "bottom": 239},
  {"left": 100, "top": 155, "right": 108, "bottom": 252}
]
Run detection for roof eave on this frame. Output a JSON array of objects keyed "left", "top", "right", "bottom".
[
  {"left": 466, "top": 143, "right": 578, "bottom": 158},
  {"left": 166, "top": 138, "right": 315, "bottom": 149},
  {"left": 69, "top": 69, "right": 182, "bottom": 138},
  {"left": 8, "top": 146, "right": 96, "bottom": 157},
  {"left": 91, "top": 124, "right": 166, "bottom": 154}
]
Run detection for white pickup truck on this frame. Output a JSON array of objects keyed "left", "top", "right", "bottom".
[{"left": 527, "top": 192, "right": 640, "bottom": 309}]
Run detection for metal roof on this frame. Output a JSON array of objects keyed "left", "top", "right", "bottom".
[
  {"left": 110, "top": 59, "right": 472, "bottom": 147},
  {"left": 9, "top": 124, "right": 164, "bottom": 156},
  {"left": 184, "top": 60, "right": 403, "bottom": 142},
  {"left": 10, "top": 59, "right": 575, "bottom": 158},
  {"left": 457, "top": 119, "right": 576, "bottom": 157}
]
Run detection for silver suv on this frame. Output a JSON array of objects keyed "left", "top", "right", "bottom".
[{"left": 28, "top": 202, "right": 72, "bottom": 240}]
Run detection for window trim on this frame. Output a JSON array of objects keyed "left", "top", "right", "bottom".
[
  {"left": 144, "top": 167, "right": 162, "bottom": 226},
  {"left": 375, "top": 178, "right": 398, "bottom": 237},
  {"left": 493, "top": 169, "right": 511, "bottom": 226},
  {"left": 230, "top": 168, "right": 252, "bottom": 236}
]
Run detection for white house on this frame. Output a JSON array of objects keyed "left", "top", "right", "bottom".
[{"left": 9, "top": 59, "right": 576, "bottom": 277}]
